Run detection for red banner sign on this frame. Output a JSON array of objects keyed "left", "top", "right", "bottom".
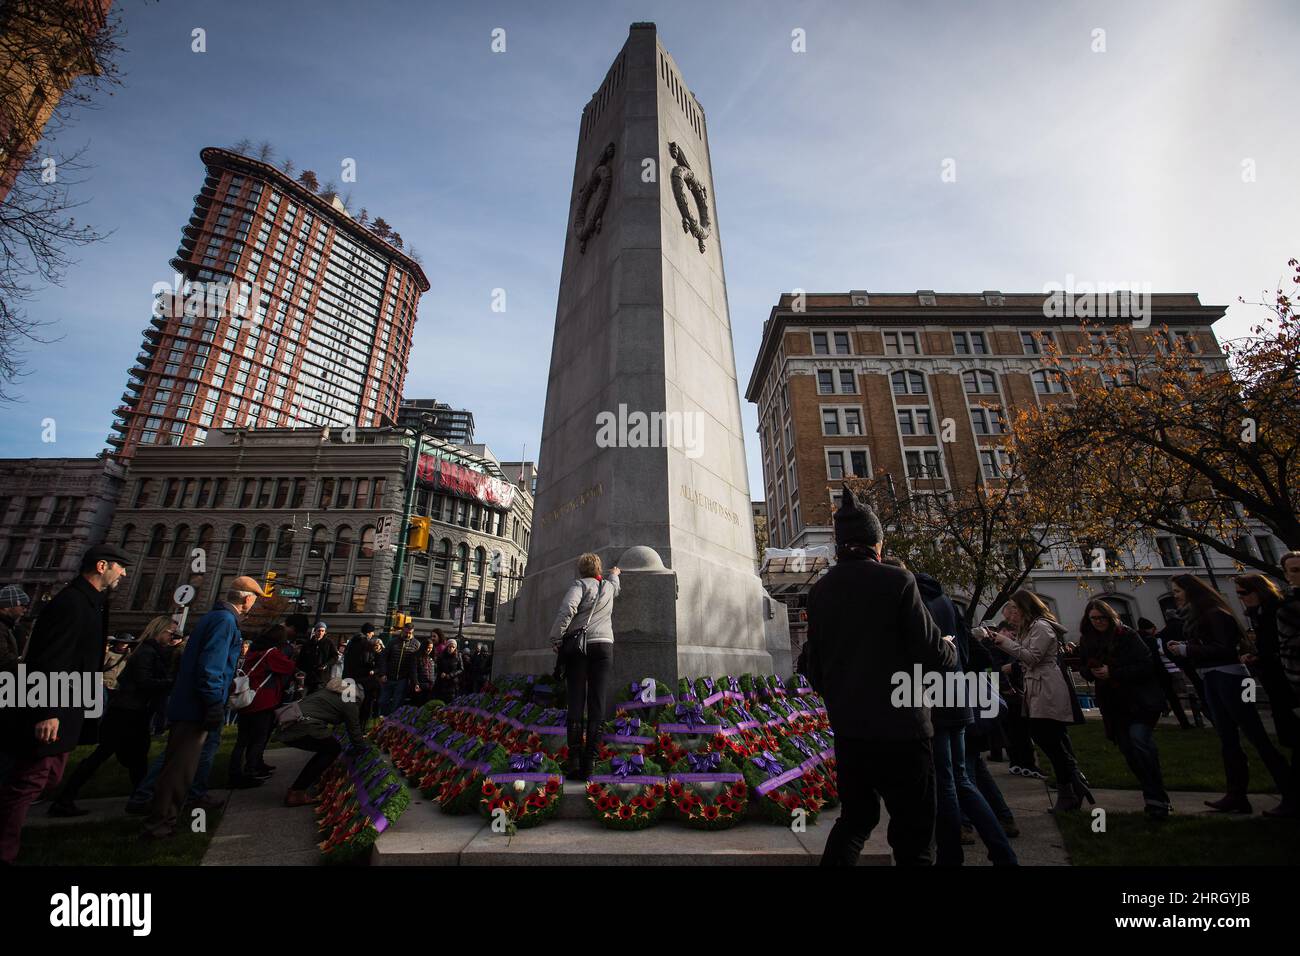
[{"left": 417, "top": 454, "right": 517, "bottom": 509}]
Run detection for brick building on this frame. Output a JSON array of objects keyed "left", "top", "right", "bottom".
[
  {"left": 108, "top": 146, "right": 430, "bottom": 459},
  {"left": 745, "top": 290, "right": 1280, "bottom": 632}
]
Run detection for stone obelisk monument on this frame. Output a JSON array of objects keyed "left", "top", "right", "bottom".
[{"left": 494, "top": 23, "right": 790, "bottom": 693}]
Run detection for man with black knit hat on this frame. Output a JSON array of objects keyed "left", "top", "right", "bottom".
[{"left": 802, "top": 483, "right": 955, "bottom": 866}]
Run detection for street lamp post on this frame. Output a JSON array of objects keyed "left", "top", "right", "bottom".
[
  {"left": 313, "top": 548, "right": 333, "bottom": 624},
  {"left": 456, "top": 589, "right": 467, "bottom": 642},
  {"left": 384, "top": 414, "right": 436, "bottom": 638}
]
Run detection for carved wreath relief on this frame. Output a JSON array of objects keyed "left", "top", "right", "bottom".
[
  {"left": 668, "top": 141, "right": 711, "bottom": 254},
  {"left": 574, "top": 141, "right": 616, "bottom": 254}
]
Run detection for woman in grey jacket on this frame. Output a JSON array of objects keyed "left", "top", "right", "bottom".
[{"left": 550, "top": 552, "right": 620, "bottom": 780}]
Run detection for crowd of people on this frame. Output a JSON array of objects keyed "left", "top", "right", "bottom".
[
  {"left": 801, "top": 484, "right": 1300, "bottom": 867},
  {"left": 0, "top": 540, "right": 495, "bottom": 864}
]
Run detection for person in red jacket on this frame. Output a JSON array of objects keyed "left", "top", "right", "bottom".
[{"left": 228, "top": 625, "right": 298, "bottom": 788}]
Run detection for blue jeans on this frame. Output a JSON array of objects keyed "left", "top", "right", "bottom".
[
  {"left": 969, "top": 751, "right": 1013, "bottom": 822},
  {"left": 934, "top": 726, "right": 1018, "bottom": 866},
  {"left": 130, "top": 724, "right": 222, "bottom": 805},
  {"left": 1114, "top": 719, "right": 1170, "bottom": 810},
  {"left": 378, "top": 679, "right": 408, "bottom": 717}
]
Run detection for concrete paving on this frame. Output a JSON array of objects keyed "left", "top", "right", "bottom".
[{"left": 202, "top": 749, "right": 321, "bottom": 866}]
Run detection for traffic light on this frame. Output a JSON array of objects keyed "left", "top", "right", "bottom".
[
  {"left": 390, "top": 610, "right": 411, "bottom": 629},
  {"left": 407, "top": 516, "right": 431, "bottom": 551},
  {"left": 264, "top": 570, "right": 277, "bottom": 596}
]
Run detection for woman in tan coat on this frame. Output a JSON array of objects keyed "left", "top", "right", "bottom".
[{"left": 975, "top": 590, "right": 1093, "bottom": 812}]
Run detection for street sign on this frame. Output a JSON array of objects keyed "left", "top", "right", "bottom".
[{"left": 278, "top": 586, "right": 303, "bottom": 598}]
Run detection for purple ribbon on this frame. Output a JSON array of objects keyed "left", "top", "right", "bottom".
[
  {"left": 672, "top": 773, "right": 744, "bottom": 784},
  {"left": 613, "top": 717, "right": 643, "bottom": 736},
  {"left": 687, "top": 752, "right": 721, "bottom": 773},
  {"left": 611, "top": 755, "right": 645, "bottom": 778},
  {"left": 675, "top": 702, "right": 707, "bottom": 729},
  {"left": 701, "top": 677, "right": 716, "bottom": 696},
  {"left": 509, "top": 752, "right": 545, "bottom": 773},
  {"left": 751, "top": 752, "right": 784, "bottom": 776},
  {"left": 487, "top": 772, "right": 556, "bottom": 784},
  {"left": 790, "top": 737, "right": 815, "bottom": 759},
  {"left": 754, "top": 766, "right": 804, "bottom": 796}
]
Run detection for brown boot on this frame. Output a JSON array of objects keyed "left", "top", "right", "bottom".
[{"left": 284, "top": 789, "right": 318, "bottom": 807}]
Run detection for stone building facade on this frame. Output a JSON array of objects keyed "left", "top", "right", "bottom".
[
  {"left": 744, "top": 290, "right": 1283, "bottom": 634},
  {"left": 0, "top": 456, "right": 127, "bottom": 605},
  {"left": 104, "top": 427, "right": 531, "bottom": 644}
]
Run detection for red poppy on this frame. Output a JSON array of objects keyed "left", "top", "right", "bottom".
[
  {"left": 669, "top": 782, "right": 685, "bottom": 798},
  {"left": 544, "top": 779, "right": 560, "bottom": 794},
  {"left": 618, "top": 805, "right": 633, "bottom": 819},
  {"left": 702, "top": 805, "right": 720, "bottom": 820}
]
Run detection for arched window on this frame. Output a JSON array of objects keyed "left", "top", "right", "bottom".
[
  {"left": 333, "top": 525, "right": 354, "bottom": 561},
  {"left": 250, "top": 525, "right": 271, "bottom": 559},
  {"left": 146, "top": 524, "right": 166, "bottom": 558},
  {"left": 456, "top": 542, "right": 469, "bottom": 573},
  {"left": 118, "top": 523, "right": 136, "bottom": 549},
  {"left": 227, "top": 525, "right": 246, "bottom": 560},
  {"left": 196, "top": 525, "right": 215, "bottom": 559},
  {"left": 962, "top": 370, "right": 997, "bottom": 395},
  {"left": 435, "top": 538, "right": 451, "bottom": 571},
  {"left": 170, "top": 524, "right": 191, "bottom": 558},
  {"left": 274, "top": 525, "right": 294, "bottom": 560},
  {"left": 890, "top": 370, "right": 926, "bottom": 395},
  {"left": 474, "top": 546, "right": 486, "bottom": 575},
  {"left": 1032, "top": 369, "right": 1068, "bottom": 395},
  {"left": 307, "top": 524, "right": 328, "bottom": 560},
  {"left": 359, "top": 526, "right": 376, "bottom": 559}
]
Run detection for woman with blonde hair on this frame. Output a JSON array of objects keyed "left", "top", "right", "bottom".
[
  {"left": 975, "top": 590, "right": 1092, "bottom": 812},
  {"left": 49, "top": 616, "right": 178, "bottom": 817},
  {"left": 550, "top": 551, "right": 620, "bottom": 781}
]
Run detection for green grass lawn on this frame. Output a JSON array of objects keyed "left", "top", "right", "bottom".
[
  {"left": 58, "top": 724, "right": 280, "bottom": 800},
  {"left": 1057, "top": 810, "right": 1300, "bottom": 865},
  {"left": 1044, "top": 719, "right": 1285, "bottom": 794},
  {"left": 17, "top": 812, "right": 222, "bottom": 866}
]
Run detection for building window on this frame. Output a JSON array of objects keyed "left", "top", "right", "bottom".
[
  {"left": 351, "top": 575, "right": 370, "bottom": 613},
  {"left": 979, "top": 449, "right": 1012, "bottom": 478},
  {"left": 456, "top": 542, "right": 470, "bottom": 572},
  {"left": 817, "top": 370, "right": 835, "bottom": 394},
  {"left": 963, "top": 370, "right": 998, "bottom": 395},
  {"left": 146, "top": 524, "right": 166, "bottom": 558},
  {"left": 833, "top": 332, "right": 850, "bottom": 355},
  {"left": 1255, "top": 535, "right": 1279, "bottom": 566},
  {"left": 1156, "top": 535, "right": 1201, "bottom": 568},
  {"left": 827, "top": 450, "right": 846, "bottom": 480},
  {"left": 1032, "top": 369, "right": 1068, "bottom": 394},
  {"left": 897, "top": 408, "right": 934, "bottom": 436},
  {"left": 821, "top": 409, "right": 840, "bottom": 436},
  {"left": 1021, "top": 330, "right": 1053, "bottom": 355},
  {"left": 891, "top": 370, "right": 926, "bottom": 395},
  {"left": 952, "top": 331, "right": 987, "bottom": 355},
  {"left": 333, "top": 526, "right": 354, "bottom": 561},
  {"left": 359, "top": 526, "right": 376, "bottom": 559},
  {"left": 227, "top": 525, "right": 246, "bottom": 560},
  {"left": 812, "top": 332, "right": 829, "bottom": 355},
  {"left": 435, "top": 538, "right": 451, "bottom": 571},
  {"left": 883, "top": 331, "right": 920, "bottom": 356},
  {"left": 428, "top": 583, "right": 444, "bottom": 619},
  {"left": 838, "top": 369, "right": 857, "bottom": 394},
  {"left": 969, "top": 407, "right": 1006, "bottom": 435},
  {"left": 275, "top": 525, "right": 294, "bottom": 560},
  {"left": 250, "top": 525, "right": 270, "bottom": 559},
  {"left": 170, "top": 525, "right": 191, "bottom": 558},
  {"left": 905, "top": 449, "right": 945, "bottom": 480}
]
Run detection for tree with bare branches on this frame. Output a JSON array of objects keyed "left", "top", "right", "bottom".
[{"left": 0, "top": 0, "right": 132, "bottom": 400}]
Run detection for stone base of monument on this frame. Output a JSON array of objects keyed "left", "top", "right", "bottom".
[{"left": 371, "top": 781, "right": 892, "bottom": 866}]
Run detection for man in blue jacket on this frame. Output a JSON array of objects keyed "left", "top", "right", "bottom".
[{"left": 141, "top": 575, "right": 264, "bottom": 840}]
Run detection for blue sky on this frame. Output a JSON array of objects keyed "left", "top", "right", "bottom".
[{"left": 5, "top": 0, "right": 1299, "bottom": 496}]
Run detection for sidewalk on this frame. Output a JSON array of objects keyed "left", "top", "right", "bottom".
[{"left": 201, "top": 748, "right": 320, "bottom": 866}]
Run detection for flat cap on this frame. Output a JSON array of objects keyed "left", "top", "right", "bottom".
[{"left": 83, "top": 543, "right": 133, "bottom": 567}]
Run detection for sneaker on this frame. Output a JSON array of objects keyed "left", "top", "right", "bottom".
[
  {"left": 47, "top": 800, "right": 89, "bottom": 818},
  {"left": 1022, "top": 767, "right": 1047, "bottom": 780},
  {"left": 1000, "top": 818, "right": 1020, "bottom": 837},
  {"left": 1008, "top": 765, "right": 1024, "bottom": 776}
]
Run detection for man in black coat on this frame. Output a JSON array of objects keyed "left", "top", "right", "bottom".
[
  {"left": 342, "top": 623, "right": 380, "bottom": 726},
  {"left": 0, "top": 544, "right": 130, "bottom": 864},
  {"left": 802, "top": 485, "right": 955, "bottom": 866}
]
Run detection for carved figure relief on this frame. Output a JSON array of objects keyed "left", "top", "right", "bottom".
[{"left": 574, "top": 142, "right": 616, "bottom": 253}]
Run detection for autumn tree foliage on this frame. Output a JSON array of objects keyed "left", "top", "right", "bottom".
[
  {"left": 1009, "top": 260, "right": 1300, "bottom": 577},
  {"left": 845, "top": 444, "right": 1121, "bottom": 625}
]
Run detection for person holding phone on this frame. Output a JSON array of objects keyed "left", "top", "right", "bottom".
[{"left": 973, "top": 590, "right": 1092, "bottom": 812}]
